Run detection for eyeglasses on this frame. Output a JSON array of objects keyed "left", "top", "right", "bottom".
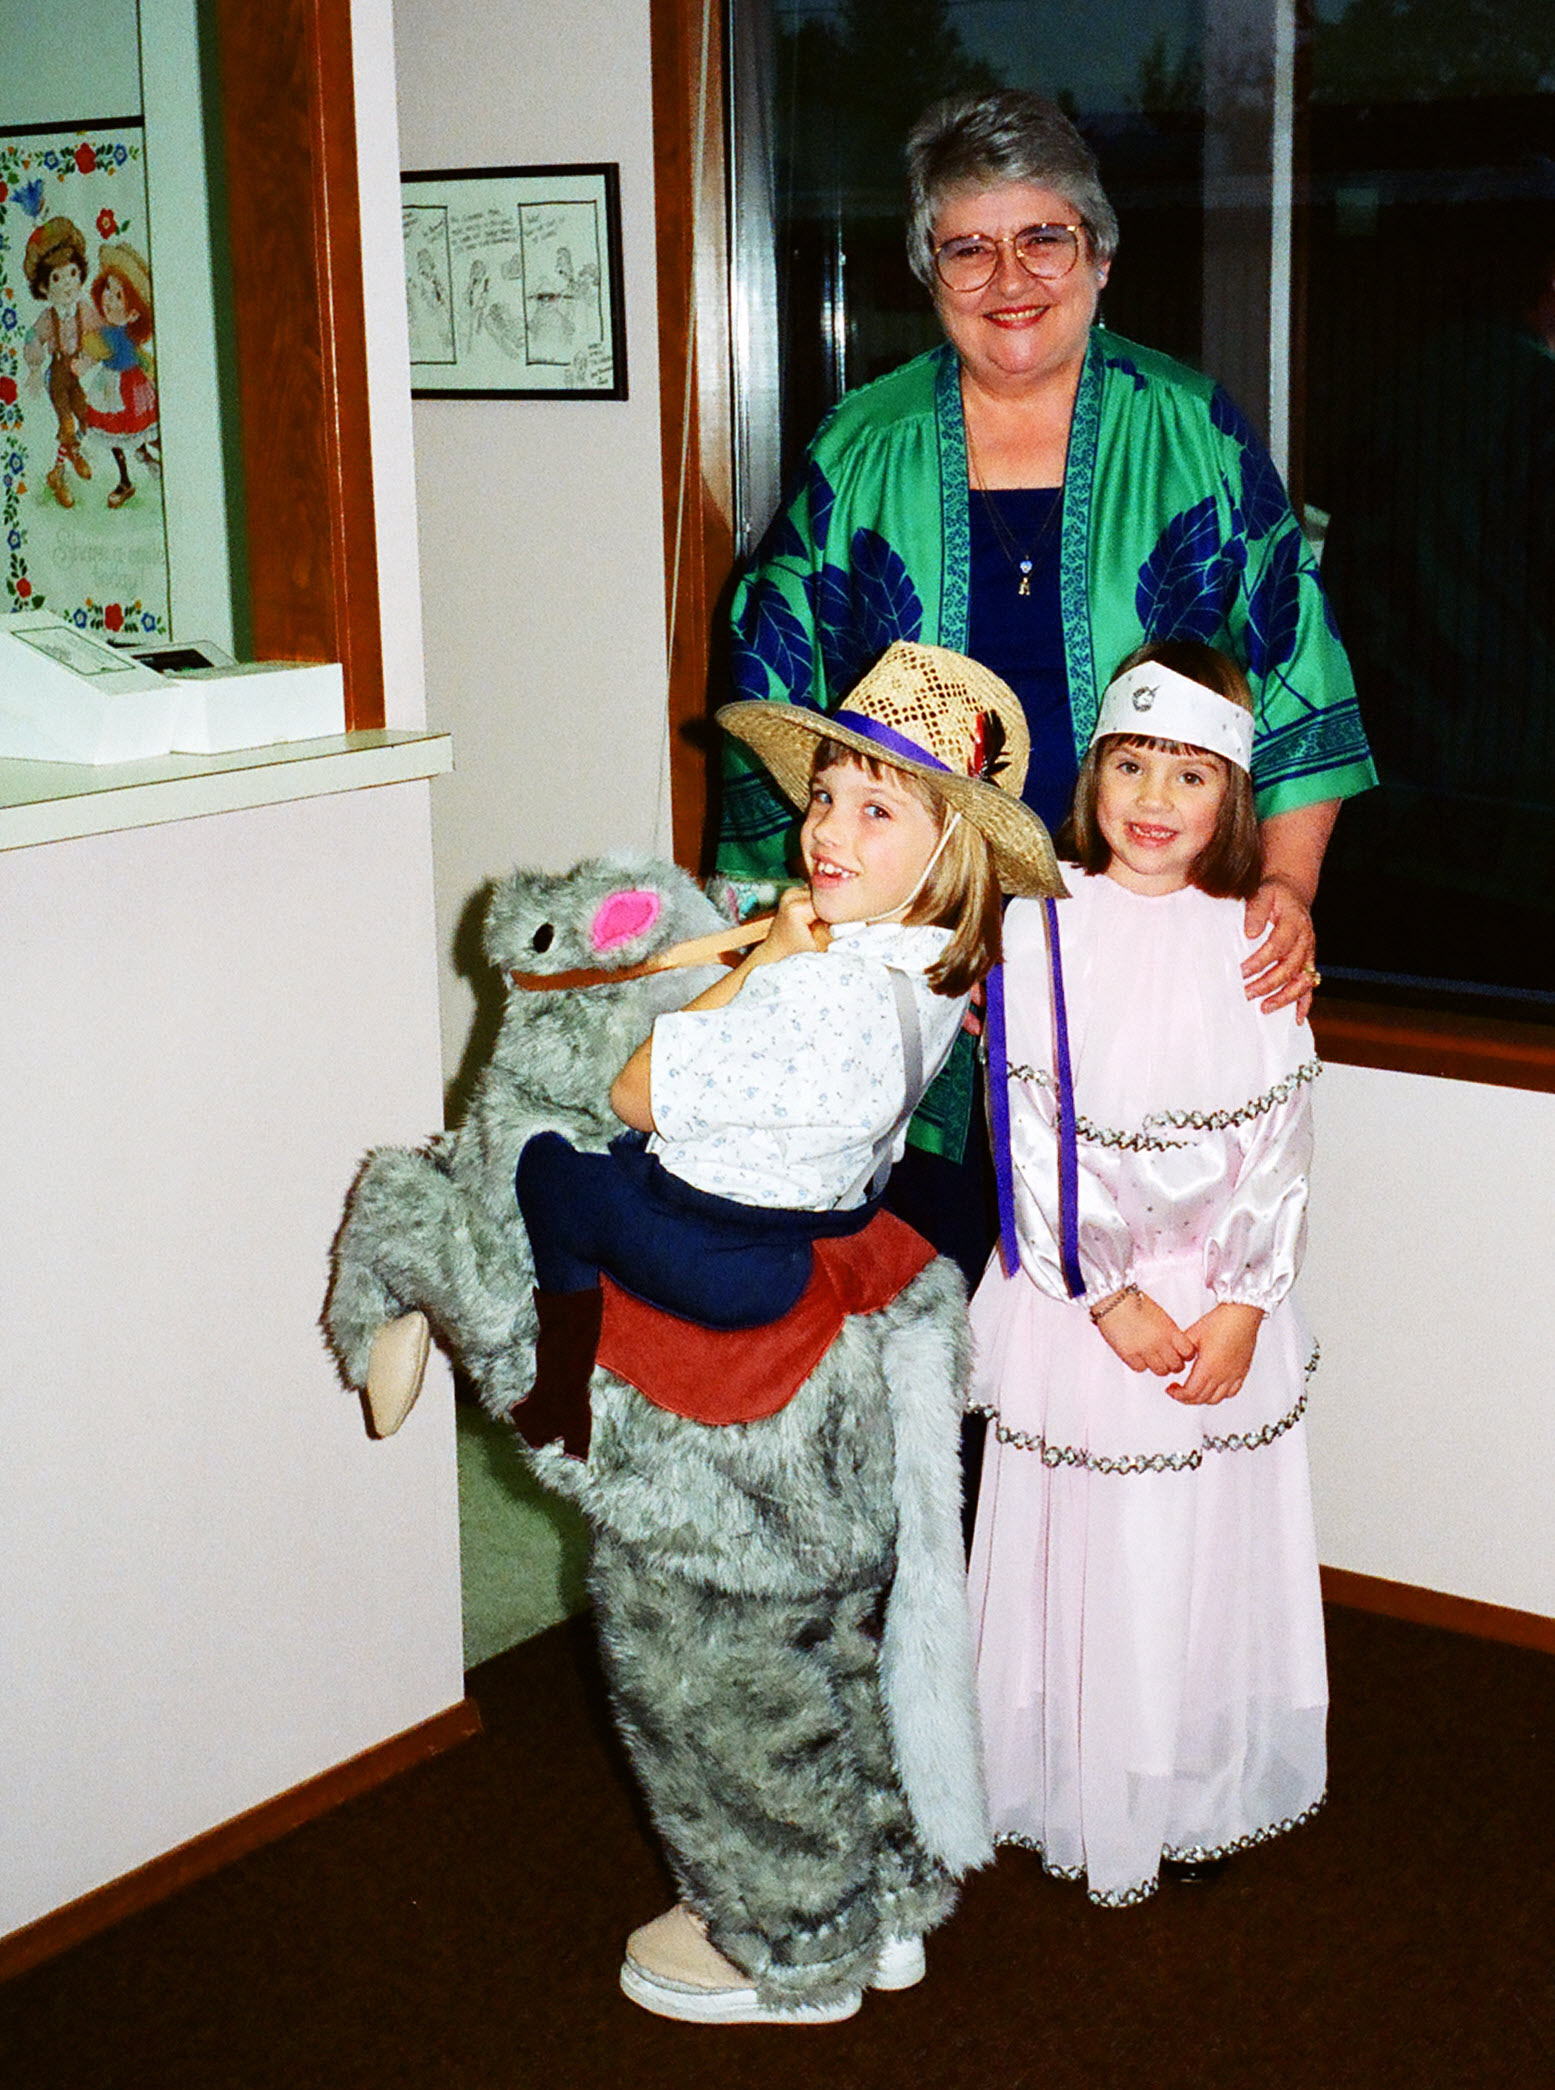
[{"left": 932, "top": 224, "right": 1085, "bottom": 294}]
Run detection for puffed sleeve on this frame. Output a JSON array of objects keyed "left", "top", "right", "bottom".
[
  {"left": 1202, "top": 1078, "right": 1314, "bottom": 1311},
  {"left": 997, "top": 900, "right": 1135, "bottom": 1306},
  {"left": 649, "top": 956, "right": 900, "bottom": 1148},
  {"left": 1005, "top": 1074, "right": 1137, "bottom": 1306}
]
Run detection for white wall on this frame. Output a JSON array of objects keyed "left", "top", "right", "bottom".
[
  {"left": 1304, "top": 1064, "right": 1555, "bottom": 1618},
  {"left": 0, "top": 789, "right": 462, "bottom": 1938},
  {"left": 394, "top": 0, "right": 673, "bottom": 1084},
  {"left": 0, "top": 0, "right": 460, "bottom": 1946}
]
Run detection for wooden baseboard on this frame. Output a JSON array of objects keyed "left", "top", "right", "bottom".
[
  {"left": 1322, "top": 1566, "right": 1555, "bottom": 1655},
  {"left": 0, "top": 1695, "right": 482, "bottom": 1985}
]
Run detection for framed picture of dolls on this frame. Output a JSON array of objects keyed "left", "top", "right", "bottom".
[
  {"left": 0, "top": 120, "right": 170, "bottom": 638},
  {"left": 401, "top": 163, "right": 628, "bottom": 400}
]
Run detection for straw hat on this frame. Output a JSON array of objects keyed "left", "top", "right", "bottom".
[
  {"left": 97, "top": 241, "right": 153, "bottom": 319},
  {"left": 718, "top": 641, "right": 1064, "bottom": 898}
]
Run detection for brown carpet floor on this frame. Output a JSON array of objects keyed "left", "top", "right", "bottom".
[{"left": 3, "top": 1605, "right": 1552, "bottom": 2090}]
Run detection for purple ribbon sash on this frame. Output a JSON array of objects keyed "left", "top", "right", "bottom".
[{"left": 987, "top": 900, "right": 1083, "bottom": 1297}]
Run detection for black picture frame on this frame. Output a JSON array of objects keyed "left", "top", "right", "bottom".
[{"left": 402, "top": 161, "right": 627, "bottom": 400}]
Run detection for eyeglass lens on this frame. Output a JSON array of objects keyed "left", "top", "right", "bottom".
[{"left": 935, "top": 226, "right": 1080, "bottom": 291}]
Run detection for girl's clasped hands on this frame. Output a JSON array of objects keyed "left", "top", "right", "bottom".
[{"left": 1091, "top": 1286, "right": 1263, "bottom": 1406}]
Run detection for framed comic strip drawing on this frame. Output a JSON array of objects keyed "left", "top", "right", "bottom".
[{"left": 403, "top": 163, "right": 627, "bottom": 399}]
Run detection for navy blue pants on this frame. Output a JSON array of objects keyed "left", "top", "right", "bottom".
[{"left": 515, "top": 1131, "right": 881, "bottom": 1331}]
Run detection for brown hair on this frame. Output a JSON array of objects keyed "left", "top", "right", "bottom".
[
  {"left": 91, "top": 263, "right": 153, "bottom": 341},
  {"left": 26, "top": 226, "right": 88, "bottom": 300},
  {"left": 1058, "top": 640, "right": 1262, "bottom": 900},
  {"left": 809, "top": 739, "right": 1003, "bottom": 996}
]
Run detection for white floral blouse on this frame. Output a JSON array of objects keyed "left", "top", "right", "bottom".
[{"left": 648, "top": 920, "right": 967, "bottom": 1211}]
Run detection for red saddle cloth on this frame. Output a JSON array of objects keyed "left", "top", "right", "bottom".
[{"left": 596, "top": 1208, "right": 937, "bottom": 1424}]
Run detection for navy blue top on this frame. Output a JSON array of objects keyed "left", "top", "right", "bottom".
[{"left": 966, "top": 487, "right": 1077, "bottom": 837}]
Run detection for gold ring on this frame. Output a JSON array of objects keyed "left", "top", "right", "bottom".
[{"left": 1305, "top": 966, "right": 1322, "bottom": 986}]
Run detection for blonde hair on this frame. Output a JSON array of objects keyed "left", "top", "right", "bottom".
[
  {"left": 1060, "top": 641, "right": 1261, "bottom": 900},
  {"left": 809, "top": 740, "right": 1003, "bottom": 996}
]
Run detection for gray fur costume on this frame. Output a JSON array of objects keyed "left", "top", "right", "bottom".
[
  {"left": 326, "top": 855, "right": 992, "bottom": 2006},
  {"left": 326, "top": 856, "right": 727, "bottom": 1415}
]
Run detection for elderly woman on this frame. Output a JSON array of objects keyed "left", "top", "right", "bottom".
[{"left": 718, "top": 91, "right": 1374, "bottom": 1222}]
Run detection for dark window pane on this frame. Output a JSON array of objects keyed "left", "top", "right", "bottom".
[
  {"left": 766, "top": 1, "right": 1209, "bottom": 477},
  {"left": 746, "top": 0, "right": 1555, "bottom": 1008},
  {"left": 1305, "top": 3, "right": 1555, "bottom": 1006}
]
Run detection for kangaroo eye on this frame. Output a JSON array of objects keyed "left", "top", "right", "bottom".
[{"left": 530, "top": 923, "right": 555, "bottom": 952}]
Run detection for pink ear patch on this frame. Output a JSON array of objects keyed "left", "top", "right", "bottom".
[{"left": 590, "top": 887, "right": 662, "bottom": 953}]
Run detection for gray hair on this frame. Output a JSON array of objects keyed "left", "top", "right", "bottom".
[{"left": 905, "top": 90, "right": 1120, "bottom": 287}]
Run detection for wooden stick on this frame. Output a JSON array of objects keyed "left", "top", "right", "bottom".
[
  {"left": 645, "top": 913, "right": 776, "bottom": 972},
  {"left": 509, "top": 914, "right": 777, "bottom": 993}
]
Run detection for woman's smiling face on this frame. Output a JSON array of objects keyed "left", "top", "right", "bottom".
[
  {"left": 930, "top": 181, "right": 1108, "bottom": 399},
  {"left": 800, "top": 758, "right": 944, "bottom": 925}
]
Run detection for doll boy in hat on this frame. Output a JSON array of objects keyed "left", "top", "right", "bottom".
[{"left": 23, "top": 217, "right": 98, "bottom": 508}]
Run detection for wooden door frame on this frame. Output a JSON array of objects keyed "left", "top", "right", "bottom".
[
  {"left": 650, "top": 0, "right": 736, "bottom": 872},
  {"left": 217, "top": 0, "right": 385, "bottom": 729}
]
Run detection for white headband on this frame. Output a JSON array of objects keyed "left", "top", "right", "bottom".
[{"left": 1091, "top": 662, "right": 1253, "bottom": 775}]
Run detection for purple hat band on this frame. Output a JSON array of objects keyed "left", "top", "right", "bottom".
[{"left": 829, "top": 708, "right": 957, "bottom": 776}]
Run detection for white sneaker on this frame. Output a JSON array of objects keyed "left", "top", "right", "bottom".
[
  {"left": 871, "top": 1934, "right": 926, "bottom": 1990},
  {"left": 364, "top": 1311, "right": 431, "bottom": 1436},
  {"left": 620, "top": 1905, "right": 862, "bottom": 2026}
]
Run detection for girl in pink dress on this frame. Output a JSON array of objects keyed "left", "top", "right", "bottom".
[{"left": 967, "top": 638, "right": 1328, "bottom": 1905}]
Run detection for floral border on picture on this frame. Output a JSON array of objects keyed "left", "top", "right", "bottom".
[{"left": 0, "top": 128, "right": 166, "bottom": 637}]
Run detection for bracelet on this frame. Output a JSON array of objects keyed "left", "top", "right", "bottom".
[{"left": 1088, "top": 1283, "right": 1140, "bottom": 1324}]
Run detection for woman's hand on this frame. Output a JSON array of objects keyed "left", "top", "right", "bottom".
[
  {"left": 1166, "top": 1302, "right": 1263, "bottom": 1405},
  {"left": 1094, "top": 1291, "right": 1197, "bottom": 1377},
  {"left": 1241, "top": 873, "right": 1317, "bottom": 1018},
  {"left": 1243, "top": 799, "right": 1340, "bottom": 1020}
]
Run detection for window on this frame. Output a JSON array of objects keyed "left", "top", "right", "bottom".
[
  {"left": 1, "top": 0, "right": 385, "bottom": 726},
  {"left": 1301, "top": 4, "right": 1554, "bottom": 1014},
  {"left": 722, "top": 0, "right": 1554, "bottom": 1022}
]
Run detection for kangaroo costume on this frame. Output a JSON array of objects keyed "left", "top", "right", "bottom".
[{"left": 326, "top": 647, "right": 1062, "bottom": 2026}]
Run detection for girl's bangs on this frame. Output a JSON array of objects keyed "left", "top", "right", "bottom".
[{"left": 1102, "top": 732, "right": 1229, "bottom": 767}]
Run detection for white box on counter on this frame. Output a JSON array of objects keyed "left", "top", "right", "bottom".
[{"left": 0, "top": 612, "right": 346, "bottom": 764}]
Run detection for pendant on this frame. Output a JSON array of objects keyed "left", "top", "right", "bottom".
[{"left": 1018, "top": 558, "right": 1032, "bottom": 597}]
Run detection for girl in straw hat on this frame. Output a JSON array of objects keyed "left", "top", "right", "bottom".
[
  {"left": 82, "top": 243, "right": 158, "bottom": 508},
  {"left": 510, "top": 639, "right": 1062, "bottom": 1453},
  {"left": 967, "top": 637, "right": 1328, "bottom": 1908},
  {"left": 507, "top": 645, "right": 1060, "bottom": 2027}
]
